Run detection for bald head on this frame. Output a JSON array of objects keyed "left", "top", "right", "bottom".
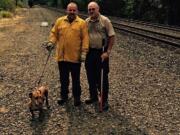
[
  {"left": 66, "top": 2, "right": 78, "bottom": 23},
  {"left": 88, "top": 1, "right": 99, "bottom": 9},
  {"left": 88, "top": 2, "right": 100, "bottom": 19},
  {"left": 67, "top": 2, "right": 78, "bottom": 10}
]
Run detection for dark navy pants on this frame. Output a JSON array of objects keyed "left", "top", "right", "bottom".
[
  {"left": 58, "top": 61, "right": 81, "bottom": 100},
  {"left": 85, "top": 48, "right": 109, "bottom": 102}
]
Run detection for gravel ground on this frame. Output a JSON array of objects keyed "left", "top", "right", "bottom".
[{"left": 0, "top": 7, "right": 180, "bottom": 135}]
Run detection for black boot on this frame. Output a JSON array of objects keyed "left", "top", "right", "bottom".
[
  {"left": 85, "top": 97, "right": 98, "bottom": 105},
  {"left": 102, "top": 101, "right": 109, "bottom": 111},
  {"left": 74, "top": 97, "right": 81, "bottom": 106},
  {"left": 57, "top": 98, "right": 68, "bottom": 106}
]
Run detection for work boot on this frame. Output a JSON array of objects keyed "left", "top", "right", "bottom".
[
  {"left": 102, "top": 101, "right": 109, "bottom": 111},
  {"left": 57, "top": 98, "right": 68, "bottom": 106},
  {"left": 85, "top": 98, "right": 98, "bottom": 105},
  {"left": 74, "top": 98, "right": 81, "bottom": 106}
]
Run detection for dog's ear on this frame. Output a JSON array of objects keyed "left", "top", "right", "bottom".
[{"left": 29, "top": 93, "right": 33, "bottom": 98}]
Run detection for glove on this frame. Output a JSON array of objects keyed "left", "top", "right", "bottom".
[
  {"left": 80, "top": 52, "right": 86, "bottom": 62},
  {"left": 45, "top": 42, "right": 54, "bottom": 52}
]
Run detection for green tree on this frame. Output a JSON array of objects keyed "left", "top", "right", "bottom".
[
  {"left": 100, "top": 0, "right": 126, "bottom": 17},
  {"left": 164, "top": 0, "right": 180, "bottom": 25},
  {"left": 0, "top": 0, "right": 15, "bottom": 11},
  {"left": 124, "top": 0, "right": 135, "bottom": 18}
]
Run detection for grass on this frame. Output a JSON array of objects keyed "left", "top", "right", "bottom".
[{"left": 0, "top": 11, "right": 13, "bottom": 18}]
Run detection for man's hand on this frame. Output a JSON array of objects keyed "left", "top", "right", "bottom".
[
  {"left": 43, "top": 42, "right": 54, "bottom": 52},
  {"left": 80, "top": 52, "right": 86, "bottom": 62},
  {"left": 101, "top": 51, "right": 110, "bottom": 61}
]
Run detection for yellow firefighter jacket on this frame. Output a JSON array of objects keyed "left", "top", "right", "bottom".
[{"left": 49, "top": 15, "right": 89, "bottom": 63}]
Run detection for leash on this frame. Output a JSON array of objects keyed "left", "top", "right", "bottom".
[{"left": 36, "top": 48, "right": 52, "bottom": 87}]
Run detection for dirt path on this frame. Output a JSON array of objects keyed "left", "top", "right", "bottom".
[{"left": 0, "top": 7, "right": 180, "bottom": 135}]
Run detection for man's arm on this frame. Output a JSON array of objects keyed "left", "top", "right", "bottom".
[
  {"left": 49, "top": 19, "right": 59, "bottom": 44},
  {"left": 101, "top": 18, "right": 115, "bottom": 60},
  {"left": 80, "top": 21, "right": 89, "bottom": 61},
  {"left": 106, "top": 35, "right": 115, "bottom": 55}
]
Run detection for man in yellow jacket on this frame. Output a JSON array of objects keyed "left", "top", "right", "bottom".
[{"left": 47, "top": 2, "right": 89, "bottom": 106}]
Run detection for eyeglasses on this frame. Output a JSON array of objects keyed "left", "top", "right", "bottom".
[{"left": 88, "top": 8, "right": 95, "bottom": 11}]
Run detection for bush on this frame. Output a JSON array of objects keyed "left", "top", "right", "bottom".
[
  {"left": 0, "top": 0, "right": 15, "bottom": 12},
  {"left": 0, "top": 11, "right": 13, "bottom": 18},
  {"left": 17, "top": 0, "right": 25, "bottom": 8}
]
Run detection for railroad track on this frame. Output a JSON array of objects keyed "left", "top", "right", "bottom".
[
  {"left": 113, "top": 21, "right": 180, "bottom": 47},
  {"left": 42, "top": 6, "right": 180, "bottom": 47},
  {"left": 116, "top": 18, "right": 180, "bottom": 32}
]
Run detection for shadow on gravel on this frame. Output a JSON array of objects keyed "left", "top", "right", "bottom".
[
  {"left": 30, "top": 109, "right": 51, "bottom": 135},
  {"left": 64, "top": 100, "right": 149, "bottom": 135},
  {"left": 105, "top": 109, "right": 149, "bottom": 135}
]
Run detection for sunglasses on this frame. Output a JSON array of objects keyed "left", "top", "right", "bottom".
[{"left": 88, "top": 8, "right": 95, "bottom": 11}]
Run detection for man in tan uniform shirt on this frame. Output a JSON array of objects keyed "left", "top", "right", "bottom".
[{"left": 85, "top": 1, "right": 115, "bottom": 111}]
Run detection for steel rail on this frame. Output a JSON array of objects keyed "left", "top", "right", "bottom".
[
  {"left": 114, "top": 24, "right": 180, "bottom": 47},
  {"left": 116, "top": 18, "right": 180, "bottom": 32},
  {"left": 113, "top": 21, "right": 180, "bottom": 40}
]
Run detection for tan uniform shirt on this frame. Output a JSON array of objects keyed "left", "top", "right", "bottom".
[{"left": 86, "top": 14, "right": 115, "bottom": 49}]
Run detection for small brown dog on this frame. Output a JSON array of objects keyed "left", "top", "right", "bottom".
[{"left": 28, "top": 86, "right": 50, "bottom": 119}]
